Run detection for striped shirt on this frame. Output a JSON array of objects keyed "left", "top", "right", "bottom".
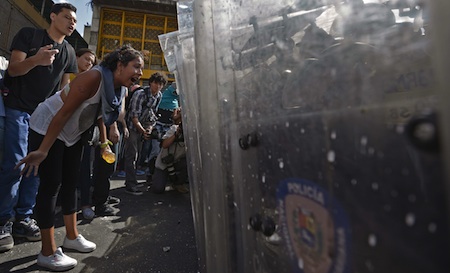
[{"left": 126, "top": 87, "right": 161, "bottom": 132}]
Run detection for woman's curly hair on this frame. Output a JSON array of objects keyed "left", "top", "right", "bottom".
[{"left": 100, "top": 44, "right": 144, "bottom": 71}]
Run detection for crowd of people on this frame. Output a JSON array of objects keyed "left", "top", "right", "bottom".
[{"left": 0, "top": 2, "right": 189, "bottom": 271}]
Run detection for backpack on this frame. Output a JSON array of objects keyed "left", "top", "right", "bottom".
[{"left": 2, "top": 28, "right": 47, "bottom": 97}]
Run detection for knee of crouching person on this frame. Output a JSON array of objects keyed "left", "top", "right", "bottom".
[{"left": 150, "top": 168, "right": 167, "bottom": 194}]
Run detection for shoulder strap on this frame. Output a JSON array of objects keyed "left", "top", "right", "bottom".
[
  {"left": 155, "top": 93, "right": 161, "bottom": 107},
  {"left": 28, "top": 29, "right": 46, "bottom": 56},
  {"left": 142, "top": 86, "right": 150, "bottom": 106}
]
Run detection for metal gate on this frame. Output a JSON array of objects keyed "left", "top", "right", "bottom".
[{"left": 98, "top": 8, "right": 177, "bottom": 80}]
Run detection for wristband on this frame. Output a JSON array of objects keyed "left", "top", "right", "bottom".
[{"left": 100, "top": 140, "right": 113, "bottom": 149}]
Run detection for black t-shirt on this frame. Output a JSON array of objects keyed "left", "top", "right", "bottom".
[{"left": 4, "top": 27, "right": 77, "bottom": 113}]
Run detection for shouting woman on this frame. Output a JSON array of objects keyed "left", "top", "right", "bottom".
[{"left": 16, "top": 44, "right": 143, "bottom": 271}]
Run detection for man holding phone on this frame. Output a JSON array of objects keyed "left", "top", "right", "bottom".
[{"left": 0, "top": 3, "right": 78, "bottom": 252}]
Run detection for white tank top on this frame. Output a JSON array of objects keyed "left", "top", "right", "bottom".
[{"left": 30, "top": 79, "right": 102, "bottom": 147}]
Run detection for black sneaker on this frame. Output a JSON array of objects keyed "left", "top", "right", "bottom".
[
  {"left": 146, "top": 175, "right": 152, "bottom": 186},
  {"left": 0, "top": 222, "right": 14, "bottom": 252},
  {"left": 125, "top": 187, "right": 143, "bottom": 196},
  {"left": 12, "top": 218, "right": 41, "bottom": 241},
  {"left": 95, "top": 204, "right": 116, "bottom": 216},
  {"left": 106, "top": 195, "right": 121, "bottom": 205}
]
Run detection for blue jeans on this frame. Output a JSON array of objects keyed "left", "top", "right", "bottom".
[
  {"left": 138, "top": 123, "right": 170, "bottom": 167},
  {"left": 0, "top": 107, "right": 40, "bottom": 223},
  {"left": 138, "top": 139, "right": 162, "bottom": 165},
  {"left": 151, "top": 157, "right": 188, "bottom": 194}
]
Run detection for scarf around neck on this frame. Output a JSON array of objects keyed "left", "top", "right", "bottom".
[{"left": 93, "top": 65, "right": 126, "bottom": 127}]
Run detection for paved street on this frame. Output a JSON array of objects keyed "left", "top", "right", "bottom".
[{"left": 0, "top": 177, "right": 199, "bottom": 273}]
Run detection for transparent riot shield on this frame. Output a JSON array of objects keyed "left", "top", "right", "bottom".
[
  {"left": 158, "top": 31, "right": 179, "bottom": 73},
  {"left": 161, "top": 1, "right": 211, "bottom": 271},
  {"left": 181, "top": 0, "right": 450, "bottom": 272}
]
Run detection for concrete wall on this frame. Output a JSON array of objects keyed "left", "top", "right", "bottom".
[
  {"left": 0, "top": 0, "right": 50, "bottom": 58},
  {"left": 88, "top": 4, "right": 101, "bottom": 52},
  {"left": 83, "top": 25, "right": 92, "bottom": 47}
]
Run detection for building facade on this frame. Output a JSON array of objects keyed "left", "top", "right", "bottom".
[{"left": 87, "top": 0, "right": 178, "bottom": 82}]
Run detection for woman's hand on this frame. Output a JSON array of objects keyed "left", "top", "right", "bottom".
[
  {"left": 100, "top": 144, "right": 116, "bottom": 164},
  {"left": 100, "top": 143, "right": 113, "bottom": 153},
  {"left": 15, "top": 150, "right": 48, "bottom": 177}
]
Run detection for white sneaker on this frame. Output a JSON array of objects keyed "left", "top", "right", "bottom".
[
  {"left": 37, "top": 247, "right": 77, "bottom": 271},
  {"left": 63, "top": 234, "right": 96, "bottom": 253}
]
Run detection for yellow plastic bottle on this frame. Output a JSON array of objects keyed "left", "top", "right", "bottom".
[{"left": 102, "top": 149, "right": 116, "bottom": 164}]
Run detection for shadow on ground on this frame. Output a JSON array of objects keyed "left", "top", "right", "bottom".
[
  {"left": 80, "top": 186, "right": 199, "bottom": 273},
  {"left": 0, "top": 181, "right": 199, "bottom": 273}
]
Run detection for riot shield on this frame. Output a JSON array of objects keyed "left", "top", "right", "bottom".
[{"left": 174, "top": 0, "right": 450, "bottom": 272}]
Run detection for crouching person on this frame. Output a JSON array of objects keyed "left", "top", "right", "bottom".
[{"left": 151, "top": 109, "right": 189, "bottom": 194}]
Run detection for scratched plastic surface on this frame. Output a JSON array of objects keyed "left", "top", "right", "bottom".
[{"left": 170, "top": 0, "right": 449, "bottom": 272}]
